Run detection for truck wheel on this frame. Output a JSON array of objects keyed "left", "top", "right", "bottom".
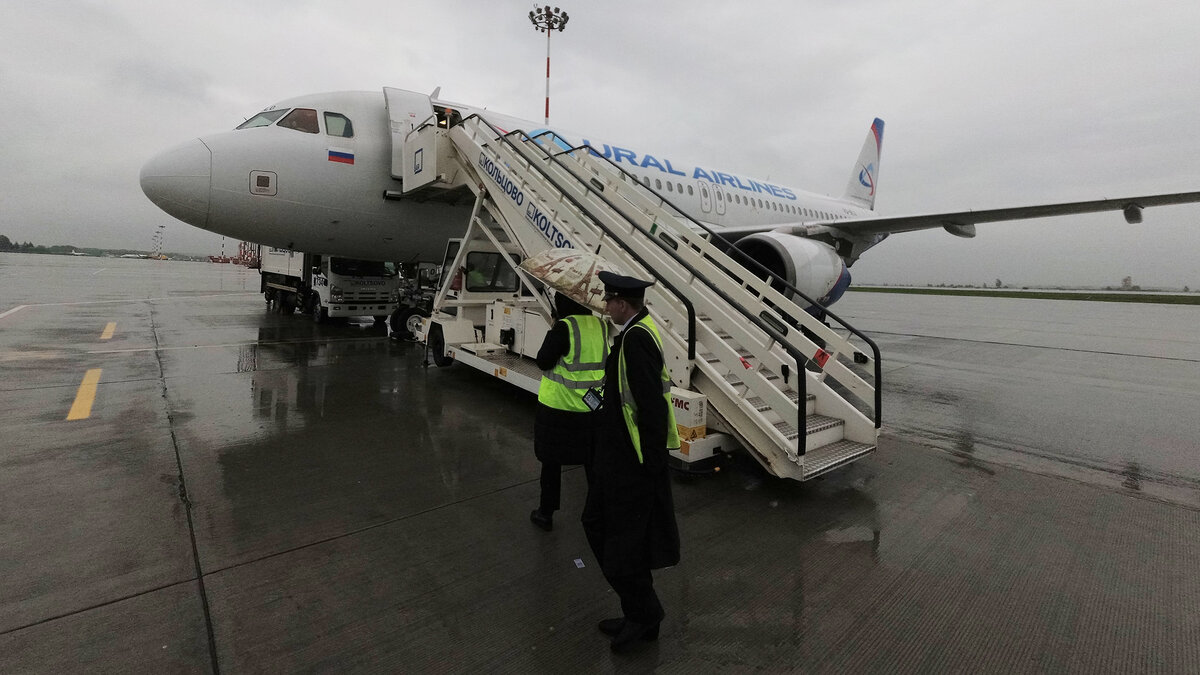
[
  {"left": 427, "top": 324, "right": 453, "bottom": 367},
  {"left": 264, "top": 289, "right": 275, "bottom": 308},
  {"left": 312, "top": 301, "right": 328, "bottom": 324},
  {"left": 279, "top": 292, "right": 297, "bottom": 315}
]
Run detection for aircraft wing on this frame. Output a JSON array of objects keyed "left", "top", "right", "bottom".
[{"left": 715, "top": 190, "right": 1200, "bottom": 241}]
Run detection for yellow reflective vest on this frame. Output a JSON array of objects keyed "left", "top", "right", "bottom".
[
  {"left": 618, "top": 314, "right": 681, "bottom": 463},
  {"left": 538, "top": 314, "right": 610, "bottom": 412}
]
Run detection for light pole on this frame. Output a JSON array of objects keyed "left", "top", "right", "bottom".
[{"left": 529, "top": 6, "right": 569, "bottom": 125}]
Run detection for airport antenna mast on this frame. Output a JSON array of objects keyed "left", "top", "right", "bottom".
[{"left": 529, "top": 5, "right": 569, "bottom": 125}]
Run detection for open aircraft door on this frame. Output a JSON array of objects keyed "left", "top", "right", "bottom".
[{"left": 384, "top": 87, "right": 438, "bottom": 191}]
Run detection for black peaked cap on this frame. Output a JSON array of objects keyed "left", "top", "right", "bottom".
[{"left": 598, "top": 270, "right": 654, "bottom": 300}]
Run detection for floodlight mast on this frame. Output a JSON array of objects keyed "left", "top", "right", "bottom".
[{"left": 528, "top": 6, "right": 569, "bottom": 125}]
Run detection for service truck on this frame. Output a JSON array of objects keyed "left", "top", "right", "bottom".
[{"left": 258, "top": 247, "right": 401, "bottom": 323}]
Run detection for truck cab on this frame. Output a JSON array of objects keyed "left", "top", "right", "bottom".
[
  {"left": 307, "top": 255, "right": 401, "bottom": 323},
  {"left": 417, "top": 237, "right": 549, "bottom": 378},
  {"left": 259, "top": 247, "right": 401, "bottom": 323}
]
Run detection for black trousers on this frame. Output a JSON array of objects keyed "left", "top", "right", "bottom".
[
  {"left": 538, "top": 461, "right": 561, "bottom": 513},
  {"left": 582, "top": 468, "right": 664, "bottom": 626},
  {"left": 605, "top": 568, "right": 664, "bottom": 625},
  {"left": 540, "top": 462, "right": 594, "bottom": 514}
]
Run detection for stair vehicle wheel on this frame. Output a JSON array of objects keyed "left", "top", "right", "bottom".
[
  {"left": 428, "top": 324, "right": 453, "bottom": 367},
  {"left": 392, "top": 306, "right": 429, "bottom": 341}
]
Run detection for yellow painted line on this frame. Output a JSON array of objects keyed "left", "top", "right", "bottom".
[
  {"left": 100, "top": 322, "right": 116, "bottom": 340},
  {"left": 66, "top": 369, "right": 103, "bottom": 421}
]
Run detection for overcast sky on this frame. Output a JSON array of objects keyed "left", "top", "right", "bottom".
[{"left": 2, "top": 0, "right": 1197, "bottom": 288}]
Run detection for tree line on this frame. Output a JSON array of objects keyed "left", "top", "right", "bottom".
[{"left": 0, "top": 234, "right": 70, "bottom": 253}]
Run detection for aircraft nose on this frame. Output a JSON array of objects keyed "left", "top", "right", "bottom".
[{"left": 140, "top": 138, "right": 211, "bottom": 227}]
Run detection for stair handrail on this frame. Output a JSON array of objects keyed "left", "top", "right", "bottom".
[
  {"left": 528, "top": 130, "right": 881, "bottom": 430},
  {"left": 463, "top": 117, "right": 819, "bottom": 454},
  {"left": 453, "top": 115, "right": 697, "bottom": 363}
]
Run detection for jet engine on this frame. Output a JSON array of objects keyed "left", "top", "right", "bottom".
[{"left": 732, "top": 232, "right": 851, "bottom": 308}]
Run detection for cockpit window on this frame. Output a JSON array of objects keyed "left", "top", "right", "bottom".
[
  {"left": 236, "top": 109, "right": 288, "bottom": 130},
  {"left": 324, "top": 112, "right": 354, "bottom": 138},
  {"left": 278, "top": 108, "right": 319, "bottom": 134}
]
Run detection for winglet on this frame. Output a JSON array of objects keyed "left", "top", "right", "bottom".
[{"left": 843, "top": 118, "right": 884, "bottom": 210}]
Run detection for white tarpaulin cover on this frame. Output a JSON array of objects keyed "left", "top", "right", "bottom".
[{"left": 518, "top": 248, "right": 622, "bottom": 313}]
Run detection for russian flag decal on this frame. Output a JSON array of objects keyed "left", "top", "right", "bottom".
[{"left": 328, "top": 148, "right": 354, "bottom": 165}]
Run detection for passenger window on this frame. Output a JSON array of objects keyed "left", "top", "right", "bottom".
[
  {"left": 655, "top": 179, "right": 662, "bottom": 189},
  {"left": 278, "top": 108, "right": 319, "bottom": 134},
  {"left": 324, "top": 112, "right": 354, "bottom": 138},
  {"left": 666, "top": 182, "right": 673, "bottom": 192},
  {"left": 687, "top": 185, "right": 693, "bottom": 196},
  {"left": 236, "top": 109, "right": 288, "bottom": 129}
]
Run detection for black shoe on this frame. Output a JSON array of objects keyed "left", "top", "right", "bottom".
[
  {"left": 599, "top": 618, "right": 659, "bottom": 639},
  {"left": 529, "top": 509, "right": 553, "bottom": 531},
  {"left": 610, "top": 621, "right": 659, "bottom": 652},
  {"left": 598, "top": 618, "right": 624, "bottom": 636}
]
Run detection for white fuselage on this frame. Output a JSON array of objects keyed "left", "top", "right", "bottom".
[{"left": 141, "top": 90, "right": 872, "bottom": 262}]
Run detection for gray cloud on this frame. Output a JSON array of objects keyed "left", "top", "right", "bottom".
[{"left": 0, "top": 0, "right": 1195, "bottom": 288}]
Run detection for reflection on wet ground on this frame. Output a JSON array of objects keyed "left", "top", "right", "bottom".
[
  {"left": 2, "top": 258, "right": 1199, "bottom": 671},
  {"left": 835, "top": 292, "right": 1200, "bottom": 505}
]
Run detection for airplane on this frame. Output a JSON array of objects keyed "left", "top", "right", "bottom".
[{"left": 140, "top": 87, "right": 1200, "bottom": 309}]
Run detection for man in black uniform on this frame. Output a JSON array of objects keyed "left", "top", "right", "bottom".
[{"left": 582, "top": 271, "right": 681, "bottom": 653}]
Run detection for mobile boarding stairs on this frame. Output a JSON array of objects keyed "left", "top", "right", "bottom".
[{"left": 389, "top": 98, "right": 882, "bottom": 481}]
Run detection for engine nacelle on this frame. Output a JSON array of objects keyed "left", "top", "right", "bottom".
[{"left": 732, "top": 232, "right": 851, "bottom": 308}]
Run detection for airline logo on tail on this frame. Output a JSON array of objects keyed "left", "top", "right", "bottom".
[
  {"left": 842, "top": 118, "right": 885, "bottom": 209},
  {"left": 858, "top": 162, "right": 876, "bottom": 195}
]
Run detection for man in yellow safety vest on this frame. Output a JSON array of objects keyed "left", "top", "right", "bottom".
[{"left": 530, "top": 293, "right": 610, "bottom": 531}]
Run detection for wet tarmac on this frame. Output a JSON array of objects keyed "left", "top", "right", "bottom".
[
  {"left": 1, "top": 253, "right": 1198, "bottom": 673},
  {"left": 834, "top": 291, "right": 1200, "bottom": 505}
]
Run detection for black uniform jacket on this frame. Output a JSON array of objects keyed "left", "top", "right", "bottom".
[
  {"left": 534, "top": 313, "right": 600, "bottom": 465},
  {"left": 585, "top": 308, "right": 681, "bottom": 576}
]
